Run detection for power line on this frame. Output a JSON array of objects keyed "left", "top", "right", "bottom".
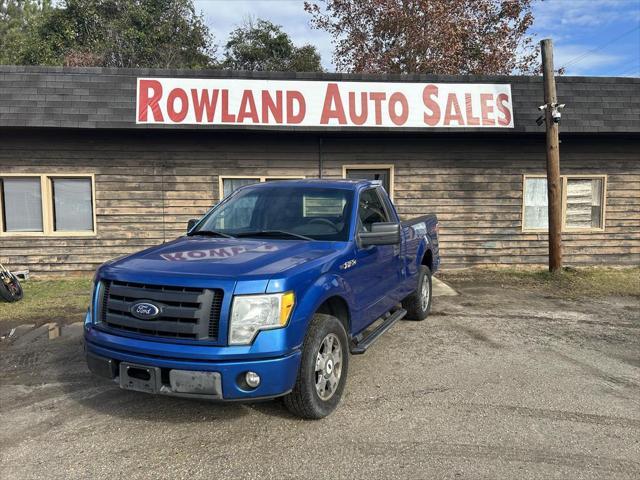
[
  {"left": 615, "top": 64, "right": 640, "bottom": 77},
  {"left": 559, "top": 25, "right": 639, "bottom": 70},
  {"left": 611, "top": 59, "right": 640, "bottom": 76}
]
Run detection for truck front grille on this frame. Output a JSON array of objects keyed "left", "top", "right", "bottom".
[{"left": 99, "top": 280, "right": 223, "bottom": 341}]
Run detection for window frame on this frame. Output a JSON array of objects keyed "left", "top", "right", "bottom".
[
  {"left": 521, "top": 174, "right": 607, "bottom": 233},
  {"left": 342, "top": 164, "right": 395, "bottom": 200},
  {"left": 562, "top": 174, "right": 607, "bottom": 233},
  {"left": 356, "top": 186, "right": 392, "bottom": 233},
  {"left": 0, "top": 173, "right": 97, "bottom": 237},
  {"left": 218, "top": 175, "right": 305, "bottom": 199},
  {"left": 521, "top": 174, "right": 549, "bottom": 233}
]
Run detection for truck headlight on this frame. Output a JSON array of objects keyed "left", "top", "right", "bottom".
[{"left": 229, "top": 292, "right": 295, "bottom": 345}]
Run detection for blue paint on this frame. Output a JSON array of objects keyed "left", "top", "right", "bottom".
[{"left": 85, "top": 179, "right": 439, "bottom": 400}]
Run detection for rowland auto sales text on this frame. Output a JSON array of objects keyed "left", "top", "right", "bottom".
[{"left": 137, "top": 78, "right": 513, "bottom": 129}]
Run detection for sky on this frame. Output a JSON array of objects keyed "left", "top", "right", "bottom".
[{"left": 194, "top": 0, "right": 640, "bottom": 76}]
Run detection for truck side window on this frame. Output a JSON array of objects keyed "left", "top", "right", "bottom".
[{"left": 358, "top": 188, "right": 389, "bottom": 232}]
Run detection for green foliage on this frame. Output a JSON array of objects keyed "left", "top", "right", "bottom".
[
  {"left": 0, "top": 1, "right": 51, "bottom": 65},
  {"left": 2, "top": 0, "right": 216, "bottom": 68},
  {"left": 223, "top": 18, "right": 323, "bottom": 72},
  {"left": 1, "top": 4, "right": 325, "bottom": 71}
]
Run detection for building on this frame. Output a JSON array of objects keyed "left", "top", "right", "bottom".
[{"left": 0, "top": 66, "right": 638, "bottom": 277}]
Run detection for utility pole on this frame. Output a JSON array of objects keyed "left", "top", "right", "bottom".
[{"left": 541, "top": 39, "right": 563, "bottom": 272}]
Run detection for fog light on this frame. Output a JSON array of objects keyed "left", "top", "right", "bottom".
[{"left": 245, "top": 371, "right": 261, "bottom": 388}]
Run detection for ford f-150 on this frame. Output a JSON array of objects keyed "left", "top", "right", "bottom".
[{"left": 85, "top": 179, "right": 439, "bottom": 418}]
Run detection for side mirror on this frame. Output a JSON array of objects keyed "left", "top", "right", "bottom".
[
  {"left": 359, "top": 222, "right": 401, "bottom": 247},
  {"left": 187, "top": 218, "right": 199, "bottom": 233}
]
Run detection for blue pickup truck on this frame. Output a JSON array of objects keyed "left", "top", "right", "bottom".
[{"left": 85, "top": 179, "right": 439, "bottom": 418}]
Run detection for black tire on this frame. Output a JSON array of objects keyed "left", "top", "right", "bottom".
[
  {"left": 284, "top": 313, "right": 349, "bottom": 419},
  {"left": 401, "top": 265, "right": 432, "bottom": 321},
  {"left": 0, "top": 273, "right": 23, "bottom": 302}
]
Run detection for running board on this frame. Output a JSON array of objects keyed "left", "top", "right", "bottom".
[{"left": 350, "top": 308, "right": 406, "bottom": 355}]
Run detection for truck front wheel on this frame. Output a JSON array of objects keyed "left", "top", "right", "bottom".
[
  {"left": 284, "top": 314, "right": 349, "bottom": 419},
  {"left": 401, "top": 265, "right": 432, "bottom": 321}
]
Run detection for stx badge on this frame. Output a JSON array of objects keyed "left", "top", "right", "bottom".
[{"left": 340, "top": 259, "right": 357, "bottom": 270}]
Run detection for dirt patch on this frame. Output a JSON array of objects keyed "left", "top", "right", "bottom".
[{"left": 1, "top": 269, "right": 639, "bottom": 479}]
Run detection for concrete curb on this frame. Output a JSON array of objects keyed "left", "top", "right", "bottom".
[{"left": 433, "top": 277, "right": 459, "bottom": 297}]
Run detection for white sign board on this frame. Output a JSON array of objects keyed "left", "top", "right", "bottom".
[{"left": 136, "top": 78, "right": 513, "bottom": 128}]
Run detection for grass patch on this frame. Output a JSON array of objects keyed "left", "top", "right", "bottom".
[
  {"left": 1, "top": 267, "right": 637, "bottom": 327},
  {"left": 441, "top": 267, "right": 640, "bottom": 299},
  {"left": 0, "top": 277, "right": 92, "bottom": 325}
]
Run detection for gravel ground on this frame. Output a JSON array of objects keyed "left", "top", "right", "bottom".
[{"left": 0, "top": 279, "right": 638, "bottom": 479}]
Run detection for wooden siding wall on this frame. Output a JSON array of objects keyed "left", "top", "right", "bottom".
[
  {"left": 0, "top": 130, "right": 638, "bottom": 276},
  {"left": 321, "top": 136, "right": 639, "bottom": 268}
]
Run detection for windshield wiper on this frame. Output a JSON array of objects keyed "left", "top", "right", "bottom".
[
  {"left": 188, "top": 230, "right": 235, "bottom": 238},
  {"left": 235, "top": 230, "right": 312, "bottom": 241}
]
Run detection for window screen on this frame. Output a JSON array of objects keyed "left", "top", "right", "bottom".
[
  {"left": 565, "top": 178, "right": 604, "bottom": 229},
  {"left": 52, "top": 178, "right": 94, "bottom": 231},
  {"left": 1, "top": 177, "right": 43, "bottom": 232},
  {"left": 523, "top": 178, "right": 548, "bottom": 230}
]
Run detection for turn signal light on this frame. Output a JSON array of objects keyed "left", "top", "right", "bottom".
[{"left": 280, "top": 291, "right": 295, "bottom": 326}]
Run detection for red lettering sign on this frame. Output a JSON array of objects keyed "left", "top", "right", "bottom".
[{"left": 137, "top": 78, "right": 514, "bottom": 129}]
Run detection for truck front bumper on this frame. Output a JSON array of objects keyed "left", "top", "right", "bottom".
[{"left": 84, "top": 335, "right": 301, "bottom": 401}]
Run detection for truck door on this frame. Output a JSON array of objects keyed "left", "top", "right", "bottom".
[{"left": 350, "top": 187, "right": 400, "bottom": 334}]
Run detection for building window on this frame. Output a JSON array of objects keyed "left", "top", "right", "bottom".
[
  {"left": 342, "top": 165, "right": 394, "bottom": 199},
  {"left": 564, "top": 177, "right": 605, "bottom": 230},
  {"left": 219, "top": 176, "right": 305, "bottom": 199},
  {"left": 0, "top": 174, "right": 96, "bottom": 236},
  {"left": 303, "top": 192, "right": 346, "bottom": 218},
  {"left": 522, "top": 177, "right": 549, "bottom": 230},
  {"left": 1, "top": 177, "right": 44, "bottom": 232},
  {"left": 522, "top": 175, "right": 606, "bottom": 232},
  {"left": 221, "top": 178, "right": 258, "bottom": 198},
  {"left": 51, "top": 178, "right": 94, "bottom": 232}
]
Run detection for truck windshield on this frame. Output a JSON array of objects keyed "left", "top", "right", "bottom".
[{"left": 193, "top": 186, "right": 354, "bottom": 241}]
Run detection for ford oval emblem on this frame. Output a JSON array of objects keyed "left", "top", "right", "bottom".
[{"left": 130, "top": 301, "right": 160, "bottom": 320}]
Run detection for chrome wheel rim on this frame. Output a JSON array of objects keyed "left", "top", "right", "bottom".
[
  {"left": 315, "top": 333, "right": 343, "bottom": 401},
  {"left": 421, "top": 275, "right": 430, "bottom": 311}
]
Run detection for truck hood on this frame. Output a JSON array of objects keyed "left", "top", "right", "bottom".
[{"left": 102, "top": 236, "right": 341, "bottom": 279}]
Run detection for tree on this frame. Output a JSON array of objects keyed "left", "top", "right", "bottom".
[
  {"left": 0, "top": 1, "right": 51, "bottom": 65},
  {"left": 13, "top": 0, "right": 215, "bottom": 68},
  {"left": 304, "top": 0, "right": 538, "bottom": 75},
  {"left": 223, "top": 18, "right": 323, "bottom": 72}
]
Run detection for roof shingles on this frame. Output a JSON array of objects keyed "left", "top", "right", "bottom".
[{"left": 0, "top": 66, "right": 638, "bottom": 133}]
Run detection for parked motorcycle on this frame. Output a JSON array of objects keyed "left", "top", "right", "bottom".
[{"left": 0, "top": 263, "right": 23, "bottom": 302}]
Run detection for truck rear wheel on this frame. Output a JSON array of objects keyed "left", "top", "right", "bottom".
[
  {"left": 401, "top": 265, "right": 432, "bottom": 321},
  {"left": 284, "top": 313, "right": 349, "bottom": 419}
]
